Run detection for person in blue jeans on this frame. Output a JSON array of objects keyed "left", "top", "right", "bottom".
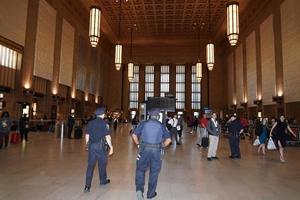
[{"left": 132, "top": 108, "right": 171, "bottom": 200}]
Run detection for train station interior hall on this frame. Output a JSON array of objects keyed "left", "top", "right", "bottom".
[{"left": 1, "top": 0, "right": 300, "bottom": 199}]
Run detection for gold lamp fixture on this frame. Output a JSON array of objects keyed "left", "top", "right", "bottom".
[
  {"left": 89, "top": 7, "right": 101, "bottom": 47},
  {"left": 227, "top": 2, "right": 239, "bottom": 46},
  {"left": 206, "top": 0, "right": 214, "bottom": 71},
  {"left": 115, "top": 0, "right": 123, "bottom": 70}
]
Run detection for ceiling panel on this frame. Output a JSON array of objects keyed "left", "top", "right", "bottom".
[{"left": 81, "top": 0, "right": 252, "bottom": 44}]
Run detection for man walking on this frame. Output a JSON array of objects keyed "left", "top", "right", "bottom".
[
  {"left": 84, "top": 107, "right": 113, "bottom": 192},
  {"left": 207, "top": 112, "right": 221, "bottom": 161},
  {"left": 132, "top": 108, "right": 171, "bottom": 199},
  {"left": 197, "top": 114, "right": 208, "bottom": 147}
]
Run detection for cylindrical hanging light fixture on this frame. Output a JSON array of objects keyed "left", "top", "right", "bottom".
[
  {"left": 196, "top": 62, "right": 202, "bottom": 82},
  {"left": 115, "top": 44, "right": 122, "bottom": 71},
  {"left": 128, "top": 62, "right": 134, "bottom": 81},
  {"left": 206, "top": 43, "right": 214, "bottom": 71},
  {"left": 227, "top": 2, "right": 239, "bottom": 46},
  {"left": 89, "top": 7, "right": 101, "bottom": 47},
  {"left": 115, "top": 0, "right": 123, "bottom": 70},
  {"left": 206, "top": 0, "right": 214, "bottom": 71}
]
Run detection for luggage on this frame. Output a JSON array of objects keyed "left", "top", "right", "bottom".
[
  {"left": 74, "top": 127, "right": 82, "bottom": 139},
  {"left": 201, "top": 137, "right": 209, "bottom": 148},
  {"left": 10, "top": 132, "right": 20, "bottom": 144}
]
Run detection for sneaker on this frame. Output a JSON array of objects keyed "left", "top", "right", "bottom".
[
  {"left": 100, "top": 179, "right": 110, "bottom": 185},
  {"left": 137, "top": 190, "right": 144, "bottom": 200},
  {"left": 83, "top": 186, "right": 90, "bottom": 193},
  {"left": 147, "top": 192, "right": 157, "bottom": 199},
  {"left": 207, "top": 157, "right": 212, "bottom": 161}
]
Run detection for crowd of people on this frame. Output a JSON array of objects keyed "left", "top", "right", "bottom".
[{"left": 1, "top": 108, "right": 299, "bottom": 200}]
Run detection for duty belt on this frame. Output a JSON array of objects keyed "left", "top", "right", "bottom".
[{"left": 141, "top": 142, "right": 162, "bottom": 149}]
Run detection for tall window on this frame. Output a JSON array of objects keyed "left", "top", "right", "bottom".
[
  {"left": 0, "top": 44, "right": 18, "bottom": 69},
  {"left": 176, "top": 65, "right": 185, "bottom": 109},
  {"left": 160, "top": 65, "right": 169, "bottom": 97},
  {"left": 145, "top": 65, "right": 154, "bottom": 100},
  {"left": 191, "top": 65, "right": 201, "bottom": 109},
  {"left": 129, "top": 66, "right": 139, "bottom": 109}
]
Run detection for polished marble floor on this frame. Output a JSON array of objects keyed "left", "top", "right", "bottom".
[{"left": 0, "top": 124, "right": 300, "bottom": 200}]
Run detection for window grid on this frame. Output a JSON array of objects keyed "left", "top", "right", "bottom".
[
  {"left": 176, "top": 65, "right": 185, "bottom": 109},
  {"left": 145, "top": 65, "right": 154, "bottom": 100},
  {"left": 192, "top": 65, "right": 201, "bottom": 109},
  {"left": 0, "top": 44, "right": 18, "bottom": 69},
  {"left": 129, "top": 66, "right": 139, "bottom": 109},
  {"left": 160, "top": 65, "right": 170, "bottom": 97}
]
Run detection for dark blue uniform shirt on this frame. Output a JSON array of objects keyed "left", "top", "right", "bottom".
[
  {"left": 134, "top": 119, "right": 170, "bottom": 144},
  {"left": 86, "top": 118, "right": 109, "bottom": 143},
  {"left": 228, "top": 119, "right": 243, "bottom": 134}
]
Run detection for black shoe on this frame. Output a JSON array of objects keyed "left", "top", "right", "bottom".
[
  {"left": 100, "top": 179, "right": 110, "bottom": 185},
  {"left": 236, "top": 156, "right": 241, "bottom": 159},
  {"left": 196, "top": 144, "right": 201, "bottom": 147},
  {"left": 207, "top": 157, "right": 212, "bottom": 161},
  {"left": 148, "top": 192, "right": 157, "bottom": 199},
  {"left": 84, "top": 186, "right": 90, "bottom": 192},
  {"left": 229, "top": 155, "right": 235, "bottom": 159},
  {"left": 176, "top": 142, "right": 181, "bottom": 145},
  {"left": 212, "top": 157, "right": 219, "bottom": 160}
]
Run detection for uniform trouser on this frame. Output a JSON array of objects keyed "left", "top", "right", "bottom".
[
  {"left": 197, "top": 127, "right": 207, "bottom": 145},
  {"left": 0, "top": 133, "right": 9, "bottom": 148},
  {"left": 67, "top": 125, "right": 73, "bottom": 138},
  {"left": 136, "top": 146, "right": 162, "bottom": 198},
  {"left": 85, "top": 143, "right": 108, "bottom": 187},
  {"left": 20, "top": 130, "right": 29, "bottom": 141},
  {"left": 177, "top": 125, "right": 183, "bottom": 138},
  {"left": 170, "top": 127, "right": 179, "bottom": 143},
  {"left": 207, "top": 135, "right": 219, "bottom": 158},
  {"left": 229, "top": 134, "right": 241, "bottom": 157}
]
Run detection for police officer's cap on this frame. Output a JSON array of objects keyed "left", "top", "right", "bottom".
[
  {"left": 95, "top": 107, "right": 105, "bottom": 115},
  {"left": 148, "top": 108, "right": 160, "bottom": 116}
]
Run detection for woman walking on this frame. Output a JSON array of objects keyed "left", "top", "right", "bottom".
[
  {"left": 270, "top": 115, "right": 297, "bottom": 162},
  {"left": 257, "top": 118, "right": 268, "bottom": 155}
]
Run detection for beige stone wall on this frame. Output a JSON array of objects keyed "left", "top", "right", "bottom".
[
  {"left": 227, "top": 53, "right": 234, "bottom": 105},
  {"left": 281, "top": 0, "right": 300, "bottom": 103},
  {"left": 246, "top": 31, "right": 257, "bottom": 106},
  {"left": 33, "top": 0, "right": 56, "bottom": 81},
  {"left": 235, "top": 44, "right": 244, "bottom": 106},
  {"left": 260, "top": 15, "right": 276, "bottom": 105},
  {"left": 59, "top": 19, "right": 74, "bottom": 87},
  {"left": 0, "top": 0, "right": 28, "bottom": 46}
]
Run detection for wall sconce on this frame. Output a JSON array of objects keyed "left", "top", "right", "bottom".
[
  {"left": 240, "top": 102, "right": 247, "bottom": 107},
  {"left": 253, "top": 99, "right": 262, "bottom": 105},
  {"left": 24, "top": 82, "right": 31, "bottom": 89},
  {"left": 272, "top": 95, "right": 284, "bottom": 103},
  {"left": 23, "top": 89, "right": 34, "bottom": 96},
  {"left": 85, "top": 95, "right": 89, "bottom": 102},
  {"left": 0, "top": 93, "right": 3, "bottom": 99},
  {"left": 52, "top": 88, "right": 58, "bottom": 95}
]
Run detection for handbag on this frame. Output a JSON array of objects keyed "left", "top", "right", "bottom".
[
  {"left": 267, "top": 137, "right": 277, "bottom": 150},
  {"left": 253, "top": 138, "right": 260, "bottom": 146}
]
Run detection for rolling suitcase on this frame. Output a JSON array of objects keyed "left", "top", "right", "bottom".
[
  {"left": 10, "top": 132, "right": 20, "bottom": 144},
  {"left": 201, "top": 137, "right": 209, "bottom": 148},
  {"left": 74, "top": 127, "right": 82, "bottom": 139}
]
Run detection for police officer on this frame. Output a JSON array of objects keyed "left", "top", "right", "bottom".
[
  {"left": 227, "top": 115, "right": 244, "bottom": 159},
  {"left": 132, "top": 108, "right": 171, "bottom": 200},
  {"left": 84, "top": 107, "right": 113, "bottom": 192}
]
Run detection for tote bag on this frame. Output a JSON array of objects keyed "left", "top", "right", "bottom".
[
  {"left": 267, "top": 137, "right": 277, "bottom": 150},
  {"left": 253, "top": 138, "right": 260, "bottom": 146}
]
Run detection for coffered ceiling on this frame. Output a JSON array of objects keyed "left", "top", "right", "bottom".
[{"left": 81, "top": 0, "right": 252, "bottom": 45}]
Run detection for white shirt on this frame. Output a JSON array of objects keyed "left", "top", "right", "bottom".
[{"left": 168, "top": 117, "right": 178, "bottom": 128}]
